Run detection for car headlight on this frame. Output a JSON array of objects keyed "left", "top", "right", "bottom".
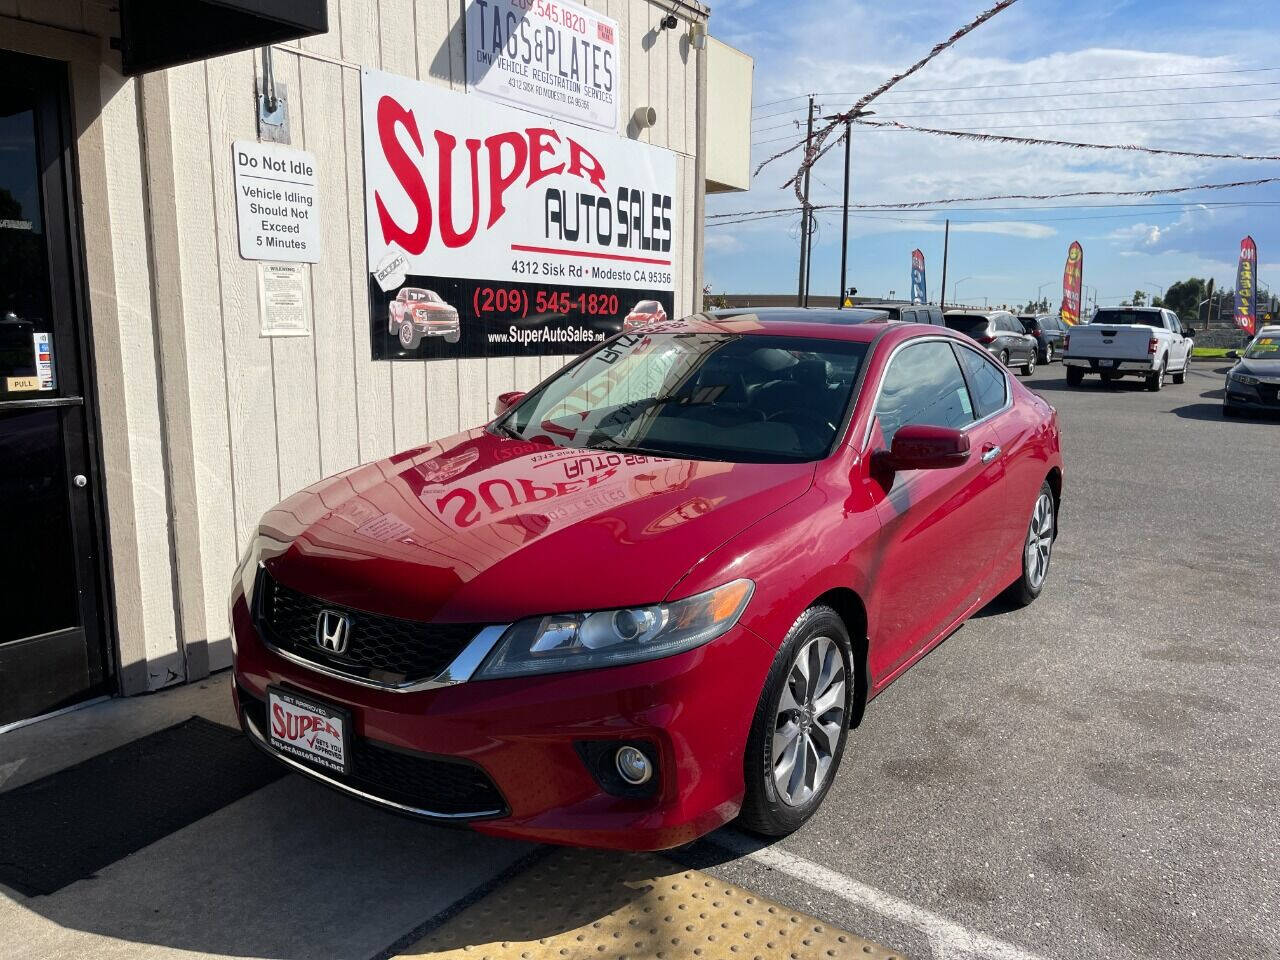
[
  {"left": 475, "top": 579, "right": 754, "bottom": 680},
  {"left": 1231, "top": 371, "right": 1260, "bottom": 386}
]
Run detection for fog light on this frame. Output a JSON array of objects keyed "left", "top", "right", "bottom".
[{"left": 614, "top": 745, "right": 652, "bottom": 785}]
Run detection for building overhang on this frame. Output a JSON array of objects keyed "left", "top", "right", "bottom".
[{"left": 118, "top": 0, "right": 328, "bottom": 76}]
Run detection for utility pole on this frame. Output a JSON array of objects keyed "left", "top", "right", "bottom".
[
  {"left": 940, "top": 219, "right": 950, "bottom": 308},
  {"left": 796, "top": 95, "right": 815, "bottom": 307}
]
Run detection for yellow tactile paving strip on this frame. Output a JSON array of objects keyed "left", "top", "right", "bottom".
[{"left": 396, "top": 848, "right": 906, "bottom": 960}]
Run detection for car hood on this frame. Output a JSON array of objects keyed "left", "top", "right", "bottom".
[
  {"left": 1236, "top": 357, "right": 1280, "bottom": 378},
  {"left": 256, "top": 429, "right": 815, "bottom": 623}
]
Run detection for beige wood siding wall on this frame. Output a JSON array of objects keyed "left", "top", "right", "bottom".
[{"left": 0, "top": 0, "right": 705, "bottom": 691}]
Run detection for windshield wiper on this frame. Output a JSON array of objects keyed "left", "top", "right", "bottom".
[{"left": 490, "top": 421, "right": 522, "bottom": 441}]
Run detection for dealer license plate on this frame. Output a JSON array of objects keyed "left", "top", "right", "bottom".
[
  {"left": 1099, "top": 359, "right": 1115, "bottom": 368},
  {"left": 267, "top": 686, "right": 351, "bottom": 775}
]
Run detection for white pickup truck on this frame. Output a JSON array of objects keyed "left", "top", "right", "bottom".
[{"left": 1063, "top": 307, "right": 1195, "bottom": 391}]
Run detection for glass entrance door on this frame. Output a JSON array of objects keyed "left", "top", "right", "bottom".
[{"left": 0, "top": 51, "right": 110, "bottom": 726}]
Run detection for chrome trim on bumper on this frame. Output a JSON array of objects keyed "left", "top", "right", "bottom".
[
  {"left": 259, "top": 623, "right": 509, "bottom": 693},
  {"left": 240, "top": 707, "right": 505, "bottom": 820}
]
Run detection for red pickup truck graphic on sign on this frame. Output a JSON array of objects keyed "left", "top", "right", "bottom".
[{"left": 388, "top": 287, "right": 461, "bottom": 348}]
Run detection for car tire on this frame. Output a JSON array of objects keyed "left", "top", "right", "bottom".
[
  {"left": 998, "top": 349, "right": 1010, "bottom": 367},
  {"left": 1172, "top": 359, "right": 1188, "bottom": 384},
  {"left": 1003, "top": 480, "right": 1056, "bottom": 607},
  {"left": 1223, "top": 404, "right": 1238, "bottom": 418},
  {"left": 1021, "top": 352, "right": 1036, "bottom": 376},
  {"left": 444, "top": 330, "right": 460, "bottom": 345},
  {"left": 738, "top": 605, "right": 853, "bottom": 838},
  {"left": 398, "top": 321, "right": 421, "bottom": 350},
  {"left": 1043, "top": 343, "right": 1054, "bottom": 364},
  {"left": 1066, "top": 366, "right": 1083, "bottom": 386},
  {"left": 1146, "top": 359, "right": 1166, "bottom": 391}
]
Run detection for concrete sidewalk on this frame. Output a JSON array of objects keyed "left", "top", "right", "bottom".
[
  {"left": 0, "top": 677, "right": 905, "bottom": 960},
  {"left": 0, "top": 676, "right": 535, "bottom": 960}
]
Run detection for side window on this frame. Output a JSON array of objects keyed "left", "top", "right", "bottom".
[
  {"left": 1167, "top": 312, "right": 1181, "bottom": 335},
  {"left": 954, "top": 344, "right": 1008, "bottom": 419},
  {"left": 900, "top": 309, "right": 917, "bottom": 324},
  {"left": 874, "top": 340, "right": 976, "bottom": 445}
]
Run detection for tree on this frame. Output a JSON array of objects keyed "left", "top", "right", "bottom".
[
  {"left": 1132, "top": 290, "right": 1147, "bottom": 307},
  {"left": 1160, "top": 278, "right": 1209, "bottom": 323}
]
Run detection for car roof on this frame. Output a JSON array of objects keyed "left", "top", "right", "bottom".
[
  {"left": 944, "top": 309, "right": 1008, "bottom": 318},
  {"left": 1255, "top": 325, "right": 1280, "bottom": 337},
  {"left": 655, "top": 308, "right": 965, "bottom": 345}
]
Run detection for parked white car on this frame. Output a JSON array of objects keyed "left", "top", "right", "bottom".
[{"left": 1062, "top": 307, "right": 1194, "bottom": 391}]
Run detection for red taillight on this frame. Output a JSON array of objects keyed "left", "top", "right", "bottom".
[
  {"left": 1148, "top": 337, "right": 1158, "bottom": 355},
  {"left": 977, "top": 335, "right": 995, "bottom": 344},
  {"left": 1063, "top": 334, "right": 1070, "bottom": 350}
]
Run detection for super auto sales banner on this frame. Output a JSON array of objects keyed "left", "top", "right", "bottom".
[{"left": 362, "top": 68, "right": 677, "bottom": 360}]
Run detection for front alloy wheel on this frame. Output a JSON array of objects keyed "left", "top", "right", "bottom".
[
  {"left": 772, "top": 635, "right": 846, "bottom": 807},
  {"left": 739, "top": 605, "right": 853, "bottom": 837}
]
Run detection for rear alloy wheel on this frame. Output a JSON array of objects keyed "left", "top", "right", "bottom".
[
  {"left": 1004, "top": 480, "right": 1056, "bottom": 607},
  {"left": 1021, "top": 352, "right": 1036, "bottom": 376},
  {"left": 999, "top": 349, "right": 1010, "bottom": 367},
  {"left": 1147, "top": 360, "right": 1166, "bottom": 392},
  {"left": 739, "top": 606, "right": 852, "bottom": 837},
  {"left": 1044, "top": 343, "right": 1054, "bottom": 364},
  {"left": 1066, "top": 366, "right": 1084, "bottom": 386}
]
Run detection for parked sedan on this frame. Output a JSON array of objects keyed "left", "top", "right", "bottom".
[
  {"left": 230, "top": 310, "right": 1063, "bottom": 850},
  {"left": 1019, "top": 313, "right": 1067, "bottom": 363},
  {"left": 945, "top": 309, "right": 1039, "bottom": 375},
  {"left": 1223, "top": 326, "right": 1280, "bottom": 417}
]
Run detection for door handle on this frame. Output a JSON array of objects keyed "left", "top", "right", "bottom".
[{"left": 981, "top": 445, "right": 1002, "bottom": 463}]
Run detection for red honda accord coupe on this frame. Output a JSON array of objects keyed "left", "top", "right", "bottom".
[{"left": 230, "top": 309, "right": 1062, "bottom": 850}]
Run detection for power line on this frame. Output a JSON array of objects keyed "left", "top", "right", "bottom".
[
  {"left": 751, "top": 66, "right": 1280, "bottom": 111},
  {"left": 855, "top": 117, "right": 1280, "bottom": 156},
  {"left": 877, "top": 78, "right": 1280, "bottom": 105},
  {"left": 861, "top": 111, "right": 1280, "bottom": 130},
  {"left": 875, "top": 94, "right": 1280, "bottom": 120},
  {"left": 754, "top": 95, "right": 1280, "bottom": 138}
]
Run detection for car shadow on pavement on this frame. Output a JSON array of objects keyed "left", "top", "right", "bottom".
[
  {"left": 3, "top": 774, "right": 535, "bottom": 960},
  {"left": 1170, "top": 402, "right": 1280, "bottom": 422}
]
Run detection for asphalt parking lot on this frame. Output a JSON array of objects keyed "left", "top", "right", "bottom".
[{"left": 687, "top": 358, "right": 1280, "bottom": 960}]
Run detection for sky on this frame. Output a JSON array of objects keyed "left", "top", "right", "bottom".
[{"left": 704, "top": 0, "right": 1280, "bottom": 311}]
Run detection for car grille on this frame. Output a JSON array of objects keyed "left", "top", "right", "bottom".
[
  {"left": 238, "top": 686, "right": 506, "bottom": 817},
  {"left": 255, "top": 573, "right": 482, "bottom": 686},
  {"left": 1259, "top": 383, "right": 1280, "bottom": 405}
]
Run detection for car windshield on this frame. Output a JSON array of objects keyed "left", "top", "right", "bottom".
[
  {"left": 1094, "top": 311, "right": 1160, "bottom": 326},
  {"left": 944, "top": 315, "right": 989, "bottom": 334},
  {"left": 633, "top": 302, "right": 659, "bottom": 314},
  {"left": 1244, "top": 335, "right": 1279, "bottom": 360},
  {"left": 1019, "top": 318, "right": 1039, "bottom": 332},
  {"left": 498, "top": 331, "right": 870, "bottom": 463}
]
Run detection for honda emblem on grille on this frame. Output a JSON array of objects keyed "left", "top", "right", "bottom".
[{"left": 316, "top": 610, "right": 350, "bottom": 655}]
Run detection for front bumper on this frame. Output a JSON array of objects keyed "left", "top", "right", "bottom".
[
  {"left": 414, "top": 315, "right": 460, "bottom": 336},
  {"left": 229, "top": 589, "right": 773, "bottom": 850},
  {"left": 1063, "top": 357, "right": 1155, "bottom": 373},
  {"left": 1224, "top": 378, "right": 1280, "bottom": 410}
]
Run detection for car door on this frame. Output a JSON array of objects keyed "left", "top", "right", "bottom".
[
  {"left": 1165, "top": 311, "right": 1190, "bottom": 369},
  {"left": 863, "top": 338, "right": 1007, "bottom": 682}
]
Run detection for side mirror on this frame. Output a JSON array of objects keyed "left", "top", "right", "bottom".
[
  {"left": 494, "top": 390, "right": 526, "bottom": 417},
  {"left": 873, "top": 424, "right": 971, "bottom": 473},
  {"left": 1184, "top": 326, "right": 1196, "bottom": 338},
  {"left": 1225, "top": 350, "right": 1239, "bottom": 360}
]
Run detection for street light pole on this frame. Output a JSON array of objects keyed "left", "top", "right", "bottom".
[
  {"left": 952, "top": 276, "right": 973, "bottom": 305},
  {"left": 826, "top": 109, "right": 874, "bottom": 309},
  {"left": 796, "top": 95, "right": 815, "bottom": 307},
  {"left": 837, "top": 118, "right": 851, "bottom": 308}
]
